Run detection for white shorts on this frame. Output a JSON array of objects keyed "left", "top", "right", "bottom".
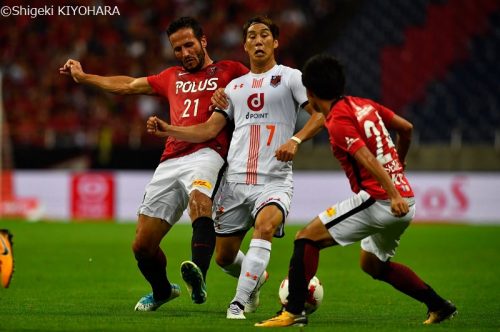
[
  {"left": 318, "top": 190, "right": 416, "bottom": 262},
  {"left": 138, "top": 148, "right": 225, "bottom": 225},
  {"left": 213, "top": 179, "right": 293, "bottom": 237}
]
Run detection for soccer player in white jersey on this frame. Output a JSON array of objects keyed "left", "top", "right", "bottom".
[{"left": 147, "top": 16, "right": 324, "bottom": 319}]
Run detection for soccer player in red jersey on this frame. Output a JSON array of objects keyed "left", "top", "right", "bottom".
[
  {"left": 256, "top": 54, "right": 457, "bottom": 327},
  {"left": 60, "top": 17, "right": 248, "bottom": 310}
]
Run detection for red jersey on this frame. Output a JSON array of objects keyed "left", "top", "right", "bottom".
[
  {"left": 325, "top": 96, "right": 414, "bottom": 199},
  {"left": 147, "top": 60, "right": 248, "bottom": 162}
]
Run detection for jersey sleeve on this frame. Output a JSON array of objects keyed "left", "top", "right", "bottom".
[
  {"left": 373, "top": 101, "right": 396, "bottom": 125},
  {"left": 218, "top": 85, "right": 234, "bottom": 120},
  {"left": 147, "top": 68, "right": 171, "bottom": 97},
  {"left": 331, "top": 115, "right": 366, "bottom": 155},
  {"left": 288, "top": 68, "right": 308, "bottom": 107}
]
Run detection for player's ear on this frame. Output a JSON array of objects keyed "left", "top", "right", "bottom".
[
  {"left": 200, "top": 35, "right": 208, "bottom": 48},
  {"left": 273, "top": 39, "right": 279, "bottom": 50}
]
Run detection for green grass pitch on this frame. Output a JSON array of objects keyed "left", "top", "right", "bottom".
[{"left": 0, "top": 220, "right": 499, "bottom": 331}]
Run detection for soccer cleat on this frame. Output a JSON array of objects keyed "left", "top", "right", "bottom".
[
  {"left": 245, "top": 270, "right": 269, "bottom": 313},
  {"left": 180, "top": 260, "right": 207, "bottom": 304},
  {"left": 423, "top": 300, "right": 457, "bottom": 324},
  {"left": 0, "top": 229, "right": 14, "bottom": 288},
  {"left": 134, "top": 283, "right": 181, "bottom": 311},
  {"left": 255, "top": 310, "right": 308, "bottom": 327},
  {"left": 226, "top": 301, "right": 246, "bottom": 319}
]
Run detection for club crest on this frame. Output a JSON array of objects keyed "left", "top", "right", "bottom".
[
  {"left": 270, "top": 75, "right": 281, "bottom": 87},
  {"left": 207, "top": 66, "right": 217, "bottom": 77}
]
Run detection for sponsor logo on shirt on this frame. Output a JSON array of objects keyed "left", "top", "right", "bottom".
[
  {"left": 247, "top": 93, "right": 265, "bottom": 112},
  {"left": 175, "top": 78, "right": 219, "bottom": 94},
  {"left": 352, "top": 102, "right": 374, "bottom": 121},
  {"left": 246, "top": 93, "right": 269, "bottom": 119},
  {"left": 345, "top": 136, "right": 359, "bottom": 150}
]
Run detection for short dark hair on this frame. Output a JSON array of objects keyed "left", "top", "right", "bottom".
[
  {"left": 242, "top": 16, "right": 279, "bottom": 40},
  {"left": 302, "top": 54, "right": 345, "bottom": 100},
  {"left": 166, "top": 17, "right": 204, "bottom": 39}
]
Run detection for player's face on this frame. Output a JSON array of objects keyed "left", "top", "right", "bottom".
[
  {"left": 244, "top": 23, "right": 278, "bottom": 65},
  {"left": 169, "top": 28, "right": 206, "bottom": 72}
]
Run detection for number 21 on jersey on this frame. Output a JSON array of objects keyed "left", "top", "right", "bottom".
[{"left": 182, "top": 98, "right": 199, "bottom": 118}]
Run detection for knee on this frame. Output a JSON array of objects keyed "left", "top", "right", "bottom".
[
  {"left": 254, "top": 220, "right": 276, "bottom": 239},
  {"left": 360, "top": 255, "right": 386, "bottom": 280},
  {"left": 215, "top": 251, "right": 235, "bottom": 268},
  {"left": 132, "top": 238, "right": 155, "bottom": 260},
  {"left": 189, "top": 190, "right": 212, "bottom": 219},
  {"left": 295, "top": 228, "right": 309, "bottom": 240}
]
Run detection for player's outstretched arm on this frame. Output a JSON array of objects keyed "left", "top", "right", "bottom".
[
  {"left": 146, "top": 112, "right": 227, "bottom": 143},
  {"left": 275, "top": 104, "right": 325, "bottom": 162},
  {"left": 353, "top": 146, "right": 409, "bottom": 217},
  {"left": 59, "top": 59, "right": 154, "bottom": 95}
]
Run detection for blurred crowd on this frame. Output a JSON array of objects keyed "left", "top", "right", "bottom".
[{"left": 1, "top": 0, "right": 333, "bottom": 153}]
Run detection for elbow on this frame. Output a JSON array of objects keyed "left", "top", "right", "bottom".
[
  {"left": 400, "top": 122, "right": 413, "bottom": 139},
  {"left": 391, "top": 116, "right": 413, "bottom": 139}
]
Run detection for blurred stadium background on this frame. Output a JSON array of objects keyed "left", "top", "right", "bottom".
[{"left": 1, "top": 0, "right": 499, "bottom": 221}]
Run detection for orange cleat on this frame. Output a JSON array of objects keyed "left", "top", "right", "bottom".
[{"left": 0, "top": 229, "right": 14, "bottom": 288}]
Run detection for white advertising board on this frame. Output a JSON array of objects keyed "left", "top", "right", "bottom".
[{"left": 9, "top": 171, "right": 500, "bottom": 224}]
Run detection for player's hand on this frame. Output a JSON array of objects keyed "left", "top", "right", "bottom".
[
  {"left": 211, "top": 88, "right": 228, "bottom": 110},
  {"left": 146, "top": 116, "right": 169, "bottom": 138},
  {"left": 390, "top": 196, "right": 409, "bottom": 217},
  {"left": 59, "top": 59, "right": 84, "bottom": 83},
  {"left": 275, "top": 139, "right": 299, "bottom": 162}
]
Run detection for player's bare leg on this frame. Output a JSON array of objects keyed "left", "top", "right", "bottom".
[
  {"left": 180, "top": 189, "right": 215, "bottom": 304},
  {"left": 215, "top": 235, "right": 246, "bottom": 276},
  {"left": 132, "top": 214, "right": 180, "bottom": 311},
  {"left": 360, "top": 250, "right": 457, "bottom": 324}
]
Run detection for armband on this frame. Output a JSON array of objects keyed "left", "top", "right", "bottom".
[{"left": 290, "top": 136, "right": 302, "bottom": 145}]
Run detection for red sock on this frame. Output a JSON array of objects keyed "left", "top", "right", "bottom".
[{"left": 379, "top": 262, "right": 445, "bottom": 310}]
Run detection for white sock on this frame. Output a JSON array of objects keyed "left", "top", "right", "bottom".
[
  {"left": 232, "top": 239, "right": 271, "bottom": 305},
  {"left": 221, "top": 250, "right": 245, "bottom": 278}
]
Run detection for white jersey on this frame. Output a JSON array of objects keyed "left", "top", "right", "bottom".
[{"left": 221, "top": 64, "right": 308, "bottom": 184}]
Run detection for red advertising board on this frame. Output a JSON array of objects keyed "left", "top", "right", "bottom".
[{"left": 71, "top": 173, "right": 114, "bottom": 220}]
